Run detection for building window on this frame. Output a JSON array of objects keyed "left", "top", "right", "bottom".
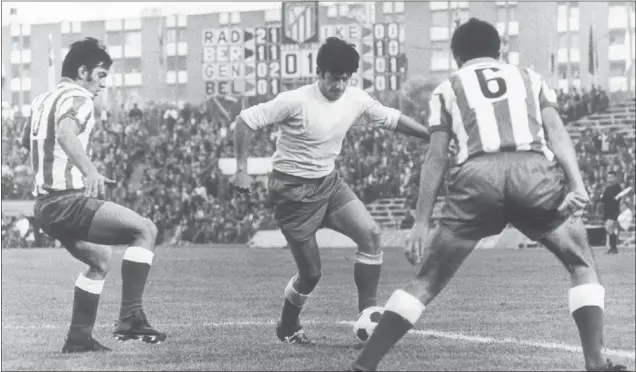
[
  {"left": 122, "top": 58, "right": 141, "bottom": 73},
  {"left": 557, "top": 32, "right": 579, "bottom": 49},
  {"left": 230, "top": 11, "right": 241, "bottom": 24},
  {"left": 431, "top": 11, "right": 449, "bottom": 27},
  {"left": 125, "top": 31, "right": 141, "bottom": 48},
  {"left": 264, "top": 8, "right": 281, "bottom": 23},
  {"left": 327, "top": 4, "right": 338, "bottom": 17},
  {"left": 106, "top": 31, "right": 124, "bottom": 46},
  {"left": 609, "top": 30, "right": 626, "bottom": 45},
  {"left": 383, "top": 2, "right": 393, "bottom": 14},
  {"left": 167, "top": 56, "right": 187, "bottom": 72},
  {"left": 219, "top": 12, "right": 229, "bottom": 25},
  {"left": 496, "top": 6, "right": 516, "bottom": 22},
  {"left": 610, "top": 61, "right": 626, "bottom": 77}
]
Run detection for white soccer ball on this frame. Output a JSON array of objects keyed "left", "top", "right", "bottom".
[{"left": 353, "top": 306, "right": 384, "bottom": 342}]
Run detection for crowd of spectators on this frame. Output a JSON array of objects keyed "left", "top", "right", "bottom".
[
  {"left": 1, "top": 85, "right": 634, "bottom": 248},
  {"left": 557, "top": 85, "right": 611, "bottom": 123}
]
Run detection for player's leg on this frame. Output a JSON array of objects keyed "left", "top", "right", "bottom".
[
  {"left": 323, "top": 179, "right": 383, "bottom": 313},
  {"left": 61, "top": 239, "right": 113, "bottom": 353},
  {"left": 352, "top": 226, "right": 483, "bottom": 371},
  {"left": 351, "top": 156, "right": 507, "bottom": 371},
  {"left": 277, "top": 235, "right": 322, "bottom": 345},
  {"left": 268, "top": 171, "right": 330, "bottom": 345},
  {"left": 507, "top": 154, "right": 625, "bottom": 371},
  {"left": 605, "top": 219, "right": 618, "bottom": 254},
  {"left": 83, "top": 201, "right": 166, "bottom": 343},
  {"left": 34, "top": 192, "right": 116, "bottom": 352}
]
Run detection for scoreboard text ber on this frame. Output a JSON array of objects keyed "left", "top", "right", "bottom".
[{"left": 202, "top": 22, "right": 406, "bottom": 97}]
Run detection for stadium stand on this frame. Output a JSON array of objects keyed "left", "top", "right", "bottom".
[{"left": 1, "top": 87, "right": 634, "bottom": 248}]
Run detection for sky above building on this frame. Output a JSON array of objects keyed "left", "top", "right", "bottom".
[{"left": 1, "top": 2, "right": 286, "bottom": 25}]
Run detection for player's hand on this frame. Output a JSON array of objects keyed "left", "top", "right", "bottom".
[
  {"left": 557, "top": 188, "right": 590, "bottom": 215},
  {"left": 231, "top": 170, "right": 251, "bottom": 194},
  {"left": 84, "top": 171, "right": 115, "bottom": 198},
  {"left": 404, "top": 222, "right": 430, "bottom": 266}
]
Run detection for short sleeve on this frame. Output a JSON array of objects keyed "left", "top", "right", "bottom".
[
  {"left": 239, "top": 92, "right": 294, "bottom": 130},
  {"left": 358, "top": 89, "right": 400, "bottom": 130},
  {"left": 56, "top": 94, "right": 93, "bottom": 132},
  {"left": 538, "top": 79, "right": 559, "bottom": 111},
  {"left": 427, "top": 82, "right": 452, "bottom": 134}
]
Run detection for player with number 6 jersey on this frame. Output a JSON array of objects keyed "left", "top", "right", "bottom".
[{"left": 348, "top": 18, "right": 627, "bottom": 372}]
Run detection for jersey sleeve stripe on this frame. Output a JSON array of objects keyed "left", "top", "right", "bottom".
[
  {"left": 449, "top": 73, "right": 484, "bottom": 158},
  {"left": 429, "top": 93, "right": 453, "bottom": 134}
]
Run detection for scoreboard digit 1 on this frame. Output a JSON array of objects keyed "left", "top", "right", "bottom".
[
  {"left": 372, "top": 22, "right": 404, "bottom": 92},
  {"left": 254, "top": 26, "right": 281, "bottom": 97}
]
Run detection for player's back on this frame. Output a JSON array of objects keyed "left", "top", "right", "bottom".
[
  {"left": 436, "top": 57, "right": 555, "bottom": 165},
  {"left": 29, "top": 78, "right": 96, "bottom": 196}
]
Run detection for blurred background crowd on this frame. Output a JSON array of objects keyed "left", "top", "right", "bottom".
[{"left": 2, "top": 85, "right": 634, "bottom": 248}]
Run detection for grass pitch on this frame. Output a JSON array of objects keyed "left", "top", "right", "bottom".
[{"left": 2, "top": 245, "right": 634, "bottom": 371}]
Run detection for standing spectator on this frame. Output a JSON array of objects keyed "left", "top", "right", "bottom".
[
  {"left": 128, "top": 103, "right": 143, "bottom": 121},
  {"left": 601, "top": 171, "right": 623, "bottom": 254}
]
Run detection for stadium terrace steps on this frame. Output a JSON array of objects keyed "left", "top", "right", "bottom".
[
  {"left": 567, "top": 97, "right": 636, "bottom": 140},
  {"left": 366, "top": 198, "right": 409, "bottom": 229}
]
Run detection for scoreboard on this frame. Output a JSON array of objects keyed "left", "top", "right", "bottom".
[{"left": 202, "top": 21, "right": 406, "bottom": 97}]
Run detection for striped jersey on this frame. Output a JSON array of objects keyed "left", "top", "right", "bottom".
[
  {"left": 428, "top": 57, "right": 558, "bottom": 165},
  {"left": 28, "top": 78, "right": 96, "bottom": 196}
]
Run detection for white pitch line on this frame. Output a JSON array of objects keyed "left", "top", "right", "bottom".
[{"left": 4, "top": 319, "right": 634, "bottom": 361}]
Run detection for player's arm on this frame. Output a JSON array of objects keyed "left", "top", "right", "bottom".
[
  {"left": 20, "top": 116, "right": 31, "bottom": 151},
  {"left": 360, "top": 90, "right": 429, "bottom": 140},
  {"left": 395, "top": 114, "right": 430, "bottom": 140},
  {"left": 234, "top": 93, "right": 293, "bottom": 173},
  {"left": 539, "top": 80, "right": 586, "bottom": 192},
  {"left": 413, "top": 92, "right": 452, "bottom": 225},
  {"left": 56, "top": 97, "right": 98, "bottom": 177}
]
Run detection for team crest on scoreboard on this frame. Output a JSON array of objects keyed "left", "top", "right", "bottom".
[{"left": 282, "top": 1, "right": 319, "bottom": 45}]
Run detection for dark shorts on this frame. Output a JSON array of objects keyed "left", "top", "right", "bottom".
[
  {"left": 268, "top": 169, "right": 359, "bottom": 242},
  {"left": 33, "top": 189, "right": 104, "bottom": 242},
  {"left": 439, "top": 152, "right": 569, "bottom": 241}
]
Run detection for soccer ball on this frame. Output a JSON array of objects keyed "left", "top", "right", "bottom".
[{"left": 353, "top": 306, "right": 384, "bottom": 342}]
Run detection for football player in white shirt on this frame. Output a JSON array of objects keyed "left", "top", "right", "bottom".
[
  {"left": 233, "top": 37, "right": 429, "bottom": 345},
  {"left": 21, "top": 38, "right": 166, "bottom": 353},
  {"left": 348, "top": 19, "right": 626, "bottom": 371}
]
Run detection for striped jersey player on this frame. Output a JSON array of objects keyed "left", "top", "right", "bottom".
[
  {"left": 433, "top": 59, "right": 556, "bottom": 165},
  {"left": 28, "top": 79, "right": 97, "bottom": 195},
  {"left": 21, "top": 38, "right": 166, "bottom": 354},
  {"left": 350, "top": 18, "right": 627, "bottom": 372}
]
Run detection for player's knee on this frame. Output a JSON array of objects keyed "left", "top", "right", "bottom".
[
  {"left": 94, "top": 250, "right": 112, "bottom": 276},
  {"left": 132, "top": 218, "right": 158, "bottom": 246},
  {"left": 144, "top": 218, "right": 158, "bottom": 241},
  {"left": 359, "top": 225, "right": 383, "bottom": 255},
  {"left": 299, "top": 268, "right": 322, "bottom": 288}
]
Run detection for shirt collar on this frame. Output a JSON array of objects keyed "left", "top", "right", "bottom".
[
  {"left": 461, "top": 57, "right": 499, "bottom": 69},
  {"left": 57, "top": 77, "right": 92, "bottom": 95}
]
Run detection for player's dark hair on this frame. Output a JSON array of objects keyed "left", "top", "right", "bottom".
[
  {"left": 451, "top": 18, "right": 501, "bottom": 63},
  {"left": 316, "top": 37, "right": 360, "bottom": 76},
  {"left": 62, "top": 37, "right": 112, "bottom": 80},
  {"left": 608, "top": 170, "right": 617, "bottom": 176}
]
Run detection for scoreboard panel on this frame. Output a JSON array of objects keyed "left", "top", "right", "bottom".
[{"left": 201, "top": 21, "right": 407, "bottom": 98}]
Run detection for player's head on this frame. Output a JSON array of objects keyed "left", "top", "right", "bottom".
[
  {"left": 607, "top": 171, "right": 618, "bottom": 184},
  {"left": 450, "top": 18, "right": 500, "bottom": 68},
  {"left": 316, "top": 37, "right": 360, "bottom": 101},
  {"left": 61, "top": 37, "right": 112, "bottom": 97}
]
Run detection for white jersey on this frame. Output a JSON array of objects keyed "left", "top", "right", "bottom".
[
  {"left": 29, "top": 78, "right": 96, "bottom": 196},
  {"left": 239, "top": 82, "right": 401, "bottom": 178}
]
